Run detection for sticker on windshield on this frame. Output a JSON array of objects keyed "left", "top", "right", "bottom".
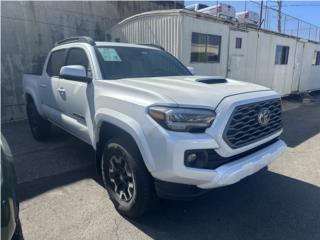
[{"left": 98, "top": 48, "right": 122, "bottom": 62}]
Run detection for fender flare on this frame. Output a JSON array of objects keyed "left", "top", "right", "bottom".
[
  {"left": 95, "top": 109, "right": 156, "bottom": 172},
  {"left": 24, "top": 88, "right": 45, "bottom": 116}
]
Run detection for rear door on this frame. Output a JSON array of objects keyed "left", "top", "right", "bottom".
[
  {"left": 55, "top": 47, "right": 92, "bottom": 143},
  {"left": 40, "top": 49, "right": 66, "bottom": 122}
]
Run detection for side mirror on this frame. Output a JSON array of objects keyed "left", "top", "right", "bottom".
[
  {"left": 59, "top": 65, "right": 91, "bottom": 82},
  {"left": 187, "top": 66, "right": 196, "bottom": 75}
]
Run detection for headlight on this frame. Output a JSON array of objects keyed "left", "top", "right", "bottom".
[{"left": 148, "top": 106, "right": 216, "bottom": 132}]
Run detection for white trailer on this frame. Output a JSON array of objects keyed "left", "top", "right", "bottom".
[{"left": 111, "top": 9, "right": 320, "bottom": 95}]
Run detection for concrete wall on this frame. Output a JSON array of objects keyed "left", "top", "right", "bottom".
[{"left": 1, "top": 1, "right": 181, "bottom": 122}]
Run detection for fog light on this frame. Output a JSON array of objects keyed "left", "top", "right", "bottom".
[
  {"left": 186, "top": 153, "right": 197, "bottom": 165},
  {"left": 184, "top": 150, "right": 209, "bottom": 168}
]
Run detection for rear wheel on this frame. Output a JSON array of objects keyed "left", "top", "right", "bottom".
[
  {"left": 101, "top": 136, "right": 156, "bottom": 218},
  {"left": 26, "top": 100, "right": 51, "bottom": 141}
]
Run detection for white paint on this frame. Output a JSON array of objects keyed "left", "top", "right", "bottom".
[
  {"left": 23, "top": 40, "right": 286, "bottom": 189},
  {"left": 111, "top": 9, "right": 320, "bottom": 95}
]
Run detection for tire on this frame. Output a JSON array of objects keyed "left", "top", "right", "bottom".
[
  {"left": 101, "top": 135, "right": 156, "bottom": 218},
  {"left": 26, "top": 100, "right": 51, "bottom": 141},
  {"left": 12, "top": 218, "right": 23, "bottom": 240}
]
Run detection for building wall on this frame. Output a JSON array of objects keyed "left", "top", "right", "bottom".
[
  {"left": 299, "top": 42, "right": 320, "bottom": 92},
  {"left": 1, "top": 1, "right": 181, "bottom": 122},
  {"left": 181, "top": 14, "right": 229, "bottom": 77},
  {"left": 111, "top": 12, "right": 183, "bottom": 59},
  {"left": 111, "top": 10, "right": 320, "bottom": 96}
]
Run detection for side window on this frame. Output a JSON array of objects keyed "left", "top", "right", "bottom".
[
  {"left": 312, "top": 51, "right": 320, "bottom": 65},
  {"left": 66, "top": 48, "right": 89, "bottom": 70},
  {"left": 275, "top": 45, "right": 289, "bottom": 65},
  {"left": 46, "top": 49, "right": 66, "bottom": 77}
]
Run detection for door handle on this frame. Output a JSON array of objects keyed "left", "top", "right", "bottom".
[
  {"left": 40, "top": 84, "right": 46, "bottom": 88},
  {"left": 57, "top": 87, "right": 66, "bottom": 94},
  {"left": 57, "top": 87, "right": 65, "bottom": 92}
]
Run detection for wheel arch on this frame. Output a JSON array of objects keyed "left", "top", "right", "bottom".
[
  {"left": 24, "top": 90, "right": 44, "bottom": 116},
  {"left": 95, "top": 112, "right": 155, "bottom": 175}
]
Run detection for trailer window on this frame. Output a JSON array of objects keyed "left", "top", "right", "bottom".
[
  {"left": 312, "top": 51, "right": 320, "bottom": 65},
  {"left": 235, "top": 38, "right": 242, "bottom": 49},
  {"left": 191, "top": 32, "right": 221, "bottom": 63},
  {"left": 275, "top": 45, "right": 289, "bottom": 65}
]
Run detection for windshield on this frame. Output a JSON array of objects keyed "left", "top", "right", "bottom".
[{"left": 95, "top": 46, "right": 192, "bottom": 80}]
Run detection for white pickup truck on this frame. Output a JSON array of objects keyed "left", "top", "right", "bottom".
[{"left": 23, "top": 36, "right": 286, "bottom": 217}]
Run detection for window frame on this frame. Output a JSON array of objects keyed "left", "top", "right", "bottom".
[
  {"left": 46, "top": 49, "right": 67, "bottom": 77},
  {"left": 235, "top": 37, "right": 242, "bottom": 49},
  {"left": 312, "top": 51, "right": 320, "bottom": 65},
  {"left": 275, "top": 45, "right": 290, "bottom": 65},
  {"left": 64, "top": 47, "right": 92, "bottom": 82},
  {"left": 190, "top": 32, "right": 221, "bottom": 64}
]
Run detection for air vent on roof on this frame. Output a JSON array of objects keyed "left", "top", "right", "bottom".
[{"left": 197, "top": 78, "right": 227, "bottom": 84}]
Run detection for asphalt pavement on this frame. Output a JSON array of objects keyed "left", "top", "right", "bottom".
[{"left": 2, "top": 92, "right": 320, "bottom": 240}]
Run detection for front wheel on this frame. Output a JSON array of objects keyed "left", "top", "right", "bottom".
[
  {"left": 26, "top": 100, "right": 51, "bottom": 141},
  {"left": 101, "top": 136, "right": 156, "bottom": 218}
]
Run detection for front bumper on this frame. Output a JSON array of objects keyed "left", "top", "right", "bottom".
[
  {"left": 149, "top": 136, "right": 286, "bottom": 189},
  {"left": 197, "top": 139, "right": 286, "bottom": 189}
]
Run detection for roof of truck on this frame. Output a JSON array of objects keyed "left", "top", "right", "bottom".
[{"left": 52, "top": 40, "right": 161, "bottom": 51}]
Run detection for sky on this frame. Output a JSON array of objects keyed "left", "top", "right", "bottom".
[{"left": 184, "top": 0, "right": 320, "bottom": 27}]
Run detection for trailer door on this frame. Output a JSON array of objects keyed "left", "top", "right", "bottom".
[
  {"left": 227, "top": 30, "right": 248, "bottom": 81},
  {"left": 291, "top": 41, "right": 304, "bottom": 92}
]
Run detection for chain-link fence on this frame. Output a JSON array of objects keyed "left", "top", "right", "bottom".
[
  {"left": 247, "top": 1, "right": 320, "bottom": 42},
  {"left": 214, "top": 1, "right": 320, "bottom": 42}
]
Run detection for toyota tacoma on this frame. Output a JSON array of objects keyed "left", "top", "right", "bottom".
[{"left": 23, "top": 36, "right": 286, "bottom": 217}]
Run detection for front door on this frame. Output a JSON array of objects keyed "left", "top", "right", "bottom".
[{"left": 55, "top": 47, "right": 92, "bottom": 143}]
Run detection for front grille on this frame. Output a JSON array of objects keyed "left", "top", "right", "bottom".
[{"left": 223, "top": 98, "right": 282, "bottom": 149}]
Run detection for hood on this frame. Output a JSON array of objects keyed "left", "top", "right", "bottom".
[{"left": 105, "top": 75, "right": 271, "bottom": 108}]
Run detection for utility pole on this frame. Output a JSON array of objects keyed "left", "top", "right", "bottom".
[
  {"left": 259, "top": 0, "right": 263, "bottom": 28},
  {"left": 277, "top": 0, "right": 282, "bottom": 32}
]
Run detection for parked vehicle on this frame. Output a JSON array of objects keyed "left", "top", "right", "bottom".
[
  {"left": 198, "top": 3, "right": 236, "bottom": 20},
  {"left": 23, "top": 36, "right": 287, "bottom": 217},
  {"left": 236, "top": 11, "right": 260, "bottom": 25},
  {"left": 185, "top": 3, "right": 209, "bottom": 11},
  {"left": 1, "top": 135, "right": 22, "bottom": 240}
]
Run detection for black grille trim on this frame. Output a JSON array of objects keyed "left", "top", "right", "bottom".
[{"left": 223, "top": 98, "right": 282, "bottom": 149}]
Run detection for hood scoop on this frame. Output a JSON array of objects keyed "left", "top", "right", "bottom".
[{"left": 196, "top": 78, "right": 227, "bottom": 84}]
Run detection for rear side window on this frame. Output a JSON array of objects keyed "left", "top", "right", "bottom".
[
  {"left": 66, "top": 48, "right": 89, "bottom": 70},
  {"left": 46, "top": 49, "right": 66, "bottom": 77}
]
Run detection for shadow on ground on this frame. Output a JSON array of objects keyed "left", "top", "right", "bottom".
[
  {"left": 130, "top": 169, "right": 320, "bottom": 240},
  {"left": 17, "top": 167, "right": 320, "bottom": 240},
  {"left": 281, "top": 96, "right": 320, "bottom": 147}
]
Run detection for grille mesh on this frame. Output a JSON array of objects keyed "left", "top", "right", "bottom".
[{"left": 224, "top": 99, "right": 282, "bottom": 148}]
